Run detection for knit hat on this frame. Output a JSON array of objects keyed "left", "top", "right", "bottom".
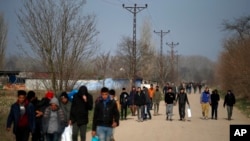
[
  {"left": 50, "top": 97, "right": 59, "bottom": 106},
  {"left": 45, "top": 91, "right": 54, "bottom": 100}
]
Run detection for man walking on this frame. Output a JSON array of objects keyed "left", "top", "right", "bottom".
[
  {"left": 134, "top": 87, "right": 146, "bottom": 122},
  {"left": 211, "top": 89, "right": 220, "bottom": 120},
  {"left": 92, "top": 87, "right": 119, "bottom": 141},
  {"left": 164, "top": 87, "right": 176, "bottom": 121},
  {"left": 176, "top": 88, "right": 190, "bottom": 121},
  {"left": 152, "top": 86, "right": 161, "bottom": 116},
  {"left": 223, "top": 90, "right": 236, "bottom": 120},
  {"left": 200, "top": 87, "right": 211, "bottom": 120},
  {"left": 120, "top": 88, "right": 129, "bottom": 120},
  {"left": 70, "top": 85, "right": 93, "bottom": 141}
]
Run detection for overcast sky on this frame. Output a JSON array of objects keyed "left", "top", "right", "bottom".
[{"left": 1, "top": 0, "right": 250, "bottom": 61}]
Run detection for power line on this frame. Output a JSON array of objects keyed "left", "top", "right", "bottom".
[
  {"left": 122, "top": 3, "right": 147, "bottom": 84},
  {"left": 154, "top": 30, "right": 170, "bottom": 57},
  {"left": 166, "top": 41, "right": 179, "bottom": 82}
]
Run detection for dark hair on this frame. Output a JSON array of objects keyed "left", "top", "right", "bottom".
[
  {"left": 109, "top": 89, "right": 115, "bottom": 95},
  {"left": 60, "top": 91, "right": 69, "bottom": 100},
  {"left": 78, "top": 85, "right": 89, "bottom": 96},
  {"left": 27, "top": 91, "right": 36, "bottom": 101},
  {"left": 17, "top": 90, "right": 26, "bottom": 96},
  {"left": 101, "top": 87, "right": 109, "bottom": 93},
  {"left": 122, "top": 87, "right": 126, "bottom": 90}
]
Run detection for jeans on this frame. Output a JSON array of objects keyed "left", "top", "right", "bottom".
[
  {"left": 45, "top": 133, "right": 60, "bottom": 141},
  {"left": 166, "top": 104, "right": 173, "bottom": 119},
  {"left": 72, "top": 123, "right": 87, "bottom": 141},
  {"left": 96, "top": 126, "right": 113, "bottom": 141},
  {"left": 137, "top": 105, "right": 144, "bottom": 121},
  {"left": 144, "top": 104, "right": 151, "bottom": 119},
  {"left": 227, "top": 106, "right": 233, "bottom": 120}
]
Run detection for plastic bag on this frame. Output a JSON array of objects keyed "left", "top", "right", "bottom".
[
  {"left": 187, "top": 107, "right": 192, "bottom": 118},
  {"left": 91, "top": 136, "right": 99, "bottom": 141},
  {"left": 61, "top": 125, "right": 72, "bottom": 141}
]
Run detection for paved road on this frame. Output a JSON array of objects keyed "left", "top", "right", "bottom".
[{"left": 86, "top": 93, "right": 250, "bottom": 141}]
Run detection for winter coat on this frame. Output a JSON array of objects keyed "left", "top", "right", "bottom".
[
  {"left": 134, "top": 91, "right": 146, "bottom": 106},
  {"left": 224, "top": 93, "right": 236, "bottom": 107},
  {"left": 92, "top": 96, "right": 120, "bottom": 131},
  {"left": 200, "top": 91, "right": 211, "bottom": 103},
  {"left": 211, "top": 93, "right": 220, "bottom": 105},
  {"left": 120, "top": 92, "right": 129, "bottom": 106},
  {"left": 60, "top": 101, "right": 72, "bottom": 123},
  {"left": 70, "top": 92, "right": 93, "bottom": 125},
  {"left": 6, "top": 101, "right": 36, "bottom": 134},
  {"left": 42, "top": 106, "right": 65, "bottom": 134},
  {"left": 152, "top": 90, "right": 161, "bottom": 104},
  {"left": 176, "top": 92, "right": 189, "bottom": 105},
  {"left": 143, "top": 88, "right": 151, "bottom": 104},
  {"left": 128, "top": 90, "right": 136, "bottom": 106},
  {"left": 164, "top": 92, "right": 175, "bottom": 104}
]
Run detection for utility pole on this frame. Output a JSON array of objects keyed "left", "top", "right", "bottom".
[
  {"left": 154, "top": 30, "right": 170, "bottom": 59},
  {"left": 154, "top": 30, "right": 170, "bottom": 86},
  {"left": 122, "top": 3, "right": 147, "bottom": 85},
  {"left": 166, "top": 42, "right": 179, "bottom": 83}
]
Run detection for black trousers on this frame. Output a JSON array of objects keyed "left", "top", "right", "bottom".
[
  {"left": 121, "top": 104, "right": 128, "bottom": 119},
  {"left": 211, "top": 104, "right": 218, "bottom": 118},
  {"left": 179, "top": 103, "right": 186, "bottom": 119},
  {"left": 32, "top": 120, "right": 44, "bottom": 141},
  {"left": 16, "top": 126, "right": 30, "bottom": 141}
]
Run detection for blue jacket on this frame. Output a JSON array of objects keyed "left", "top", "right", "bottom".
[
  {"left": 7, "top": 101, "right": 36, "bottom": 134},
  {"left": 200, "top": 91, "right": 211, "bottom": 103}
]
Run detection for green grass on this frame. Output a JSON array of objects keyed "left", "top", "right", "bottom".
[
  {"left": 0, "top": 90, "right": 17, "bottom": 141},
  {"left": 235, "top": 98, "right": 250, "bottom": 118}
]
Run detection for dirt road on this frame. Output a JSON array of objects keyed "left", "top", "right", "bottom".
[{"left": 86, "top": 93, "right": 250, "bottom": 141}]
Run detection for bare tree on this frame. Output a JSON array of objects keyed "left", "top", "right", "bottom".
[
  {"left": 17, "top": 0, "right": 98, "bottom": 92},
  {"left": 217, "top": 15, "right": 250, "bottom": 99},
  {"left": 222, "top": 15, "right": 250, "bottom": 40},
  {"left": 117, "top": 20, "right": 155, "bottom": 86},
  {"left": 138, "top": 19, "right": 155, "bottom": 81},
  {"left": 94, "top": 51, "right": 110, "bottom": 87},
  {"left": 0, "top": 13, "right": 7, "bottom": 70}
]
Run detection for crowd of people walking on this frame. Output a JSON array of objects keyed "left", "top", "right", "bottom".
[{"left": 6, "top": 82, "right": 236, "bottom": 141}]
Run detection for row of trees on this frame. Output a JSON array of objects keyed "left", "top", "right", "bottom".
[
  {"left": 216, "top": 15, "right": 250, "bottom": 99},
  {"left": 1, "top": 0, "right": 215, "bottom": 92}
]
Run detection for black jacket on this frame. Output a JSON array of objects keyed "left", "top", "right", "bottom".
[
  {"left": 211, "top": 93, "right": 220, "bottom": 105},
  {"left": 224, "top": 93, "right": 235, "bottom": 107},
  {"left": 164, "top": 92, "right": 176, "bottom": 104},
  {"left": 134, "top": 91, "right": 146, "bottom": 106},
  {"left": 92, "top": 97, "right": 120, "bottom": 131},
  {"left": 70, "top": 87, "right": 93, "bottom": 125},
  {"left": 120, "top": 92, "right": 129, "bottom": 106},
  {"left": 176, "top": 92, "right": 189, "bottom": 105}
]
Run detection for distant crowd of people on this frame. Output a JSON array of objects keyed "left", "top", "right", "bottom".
[{"left": 6, "top": 82, "right": 236, "bottom": 141}]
